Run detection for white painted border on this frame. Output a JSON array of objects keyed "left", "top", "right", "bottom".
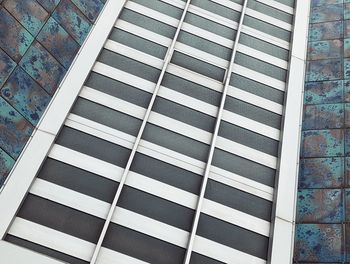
[
  {"left": 0, "top": 0, "right": 127, "bottom": 239},
  {"left": 268, "top": 0, "right": 310, "bottom": 263}
]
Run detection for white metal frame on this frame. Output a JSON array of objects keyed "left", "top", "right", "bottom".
[
  {"left": 89, "top": 1, "right": 193, "bottom": 263},
  {"left": 183, "top": 0, "right": 249, "bottom": 263},
  {"left": 268, "top": 0, "right": 310, "bottom": 263},
  {"left": 0, "top": 0, "right": 127, "bottom": 241}
]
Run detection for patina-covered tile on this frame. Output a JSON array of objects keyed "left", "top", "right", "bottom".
[
  {"left": 303, "top": 103, "right": 344, "bottom": 130},
  {"left": 0, "top": 8, "right": 34, "bottom": 62},
  {"left": 3, "top": 0, "right": 49, "bottom": 36},
  {"left": 344, "top": 38, "right": 350, "bottom": 57},
  {"left": 294, "top": 224, "right": 343, "bottom": 262},
  {"left": 344, "top": 190, "right": 350, "bottom": 221},
  {"left": 308, "top": 40, "right": 342, "bottom": 60},
  {"left": 0, "top": 48, "right": 16, "bottom": 87},
  {"left": 1, "top": 67, "right": 51, "bottom": 126},
  {"left": 309, "top": 21, "right": 343, "bottom": 41},
  {"left": 306, "top": 59, "right": 342, "bottom": 81},
  {"left": 0, "top": 97, "right": 33, "bottom": 159},
  {"left": 0, "top": 148, "right": 14, "bottom": 185},
  {"left": 344, "top": 58, "right": 350, "bottom": 79},
  {"left": 19, "top": 41, "right": 66, "bottom": 95},
  {"left": 345, "top": 157, "right": 350, "bottom": 186},
  {"left": 346, "top": 224, "right": 350, "bottom": 261},
  {"left": 311, "top": 0, "right": 343, "bottom": 7},
  {"left": 301, "top": 129, "right": 344, "bottom": 157},
  {"left": 344, "top": 129, "right": 350, "bottom": 155},
  {"left": 345, "top": 19, "right": 350, "bottom": 37},
  {"left": 305, "top": 80, "right": 343, "bottom": 104},
  {"left": 71, "top": 0, "right": 104, "bottom": 22},
  {"left": 36, "top": 0, "right": 60, "bottom": 12},
  {"left": 299, "top": 158, "right": 344, "bottom": 188},
  {"left": 52, "top": 0, "right": 92, "bottom": 45},
  {"left": 346, "top": 3, "right": 350, "bottom": 20},
  {"left": 37, "top": 17, "right": 80, "bottom": 69},
  {"left": 345, "top": 104, "right": 350, "bottom": 127},
  {"left": 311, "top": 4, "right": 343, "bottom": 24},
  {"left": 297, "top": 189, "right": 343, "bottom": 223}
]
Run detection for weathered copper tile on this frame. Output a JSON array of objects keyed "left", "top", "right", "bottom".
[
  {"left": 37, "top": 17, "right": 80, "bottom": 69},
  {"left": 305, "top": 80, "right": 343, "bottom": 104},
  {"left": 303, "top": 104, "right": 344, "bottom": 130},
  {"left": 345, "top": 158, "right": 350, "bottom": 186},
  {"left": 35, "top": 0, "right": 60, "bottom": 12},
  {"left": 344, "top": 38, "right": 350, "bottom": 57},
  {"left": 297, "top": 189, "right": 343, "bottom": 223},
  {"left": 0, "top": 97, "right": 33, "bottom": 159},
  {"left": 19, "top": 41, "right": 66, "bottom": 95},
  {"left": 310, "top": 4, "right": 343, "bottom": 24},
  {"left": 345, "top": 3, "right": 350, "bottom": 20},
  {"left": 345, "top": 104, "right": 350, "bottom": 127},
  {"left": 308, "top": 40, "right": 342, "bottom": 60},
  {"left": 344, "top": 58, "right": 350, "bottom": 79},
  {"left": 345, "top": 189, "right": 350, "bottom": 221},
  {"left": 0, "top": 48, "right": 16, "bottom": 88},
  {"left": 0, "top": 8, "right": 34, "bottom": 62},
  {"left": 306, "top": 59, "right": 342, "bottom": 81},
  {"left": 301, "top": 129, "right": 344, "bottom": 158},
  {"left": 309, "top": 21, "right": 343, "bottom": 41},
  {"left": 71, "top": 0, "right": 104, "bottom": 22},
  {"left": 1, "top": 67, "right": 51, "bottom": 126},
  {"left": 294, "top": 224, "right": 343, "bottom": 262},
  {"left": 0, "top": 148, "right": 14, "bottom": 185},
  {"left": 52, "top": 0, "right": 92, "bottom": 45},
  {"left": 311, "top": 0, "right": 343, "bottom": 7},
  {"left": 345, "top": 19, "right": 350, "bottom": 38},
  {"left": 346, "top": 224, "right": 350, "bottom": 261},
  {"left": 299, "top": 158, "right": 344, "bottom": 188},
  {"left": 3, "top": 0, "right": 49, "bottom": 36},
  {"left": 344, "top": 129, "right": 350, "bottom": 156}
]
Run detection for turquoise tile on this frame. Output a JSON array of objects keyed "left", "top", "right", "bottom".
[
  {"left": 37, "top": 17, "right": 80, "bottom": 69},
  {"left": 304, "top": 80, "right": 343, "bottom": 104},
  {"left": 299, "top": 158, "right": 344, "bottom": 188},
  {"left": 294, "top": 224, "right": 343, "bottom": 262},
  {"left": 309, "top": 21, "right": 343, "bottom": 41},
  {"left": 0, "top": 97, "right": 33, "bottom": 159},
  {"left": 53, "top": 0, "right": 92, "bottom": 45},
  {"left": 0, "top": 148, "right": 15, "bottom": 185},
  {"left": 36, "top": 0, "right": 60, "bottom": 12},
  {"left": 19, "top": 41, "right": 66, "bottom": 95},
  {"left": 3, "top": 0, "right": 49, "bottom": 36},
  {"left": 308, "top": 40, "right": 342, "bottom": 60},
  {"left": 297, "top": 189, "right": 343, "bottom": 223},
  {"left": 311, "top": 0, "right": 343, "bottom": 6},
  {"left": 0, "top": 48, "right": 16, "bottom": 87},
  {"left": 71, "top": 0, "right": 104, "bottom": 22},
  {"left": 302, "top": 129, "right": 344, "bottom": 157},
  {"left": 1, "top": 67, "right": 51, "bottom": 126},
  {"left": 310, "top": 4, "right": 343, "bottom": 23},
  {"left": 0, "top": 8, "right": 34, "bottom": 62},
  {"left": 306, "top": 59, "right": 342, "bottom": 81},
  {"left": 346, "top": 3, "right": 350, "bottom": 20},
  {"left": 303, "top": 103, "right": 344, "bottom": 130}
]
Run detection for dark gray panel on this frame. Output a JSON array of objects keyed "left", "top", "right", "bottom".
[
  {"left": 230, "top": 73, "right": 284, "bottom": 105},
  {"left": 197, "top": 214, "right": 269, "bottom": 260},
  {"left": 120, "top": 9, "right": 176, "bottom": 38},
  {"left": 239, "top": 33, "right": 289, "bottom": 61},
  {"left": 235, "top": 52, "right": 287, "bottom": 82},
  {"left": 152, "top": 97, "right": 216, "bottom": 132},
  {"left": 212, "top": 148, "right": 275, "bottom": 187},
  {"left": 205, "top": 179, "right": 272, "bottom": 221},
  {"left": 38, "top": 158, "right": 118, "bottom": 203},
  {"left": 56, "top": 126, "right": 131, "bottom": 168},
  {"left": 219, "top": 121, "right": 279, "bottom": 156},
  {"left": 117, "top": 186, "right": 194, "bottom": 231},
  {"left": 224, "top": 96, "right": 282, "bottom": 129},
  {"left": 131, "top": 152, "right": 202, "bottom": 194},
  {"left": 109, "top": 28, "right": 167, "bottom": 59},
  {"left": 247, "top": 0, "right": 293, "bottom": 24},
  {"left": 162, "top": 72, "right": 221, "bottom": 106},
  {"left": 5, "top": 235, "right": 88, "bottom": 264},
  {"left": 177, "top": 31, "right": 232, "bottom": 61},
  {"left": 243, "top": 15, "right": 290, "bottom": 42},
  {"left": 142, "top": 123, "right": 210, "bottom": 162},
  {"left": 185, "top": 13, "right": 236, "bottom": 40},
  {"left": 71, "top": 97, "right": 142, "bottom": 136},
  {"left": 190, "top": 0, "right": 241, "bottom": 22},
  {"left": 131, "top": 0, "right": 183, "bottom": 19},
  {"left": 103, "top": 224, "right": 185, "bottom": 264},
  {"left": 190, "top": 252, "right": 225, "bottom": 264},
  {"left": 85, "top": 72, "right": 152, "bottom": 108},
  {"left": 171, "top": 51, "right": 225, "bottom": 81},
  {"left": 98, "top": 49, "right": 161, "bottom": 83},
  {"left": 17, "top": 194, "right": 104, "bottom": 243}
]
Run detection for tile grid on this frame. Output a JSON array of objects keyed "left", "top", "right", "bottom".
[
  {"left": 295, "top": 0, "right": 350, "bottom": 263},
  {"left": 0, "top": 0, "right": 105, "bottom": 186}
]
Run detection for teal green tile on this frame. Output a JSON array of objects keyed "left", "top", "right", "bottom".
[
  {"left": 310, "top": 4, "right": 343, "bottom": 24},
  {"left": 71, "top": 0, "right": 104, "bottom": 22},
  {"left": 0, "top": 148, "right": 15, "bottom": 185},
  {"left": 36, "top": 0, "right": 60, "bottom": 12},
  {"left": 304, "top": 80, "right": 343, "bottom": 104},
  {"left": 309, "top": 21, "right": 343, "bottom": 41},
  {"left": 0, "top": 48, "right": 16, "bottom": 87},
  {"left": 306, "top": 59, "right": 342, "bottom": 81},
  {"left": 303, "top": 103, "right": 344, "bottom": 129}
]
